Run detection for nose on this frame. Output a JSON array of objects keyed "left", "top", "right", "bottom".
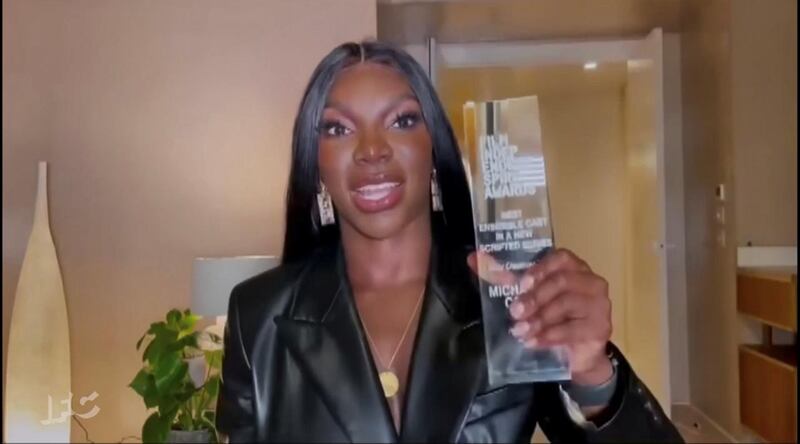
[{"left": 353, "top": 130, "right": 392, "bottom": 165}]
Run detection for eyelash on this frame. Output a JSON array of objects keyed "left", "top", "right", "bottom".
[
  {"left": 319, "top": 111, "right": 422, "bottom": 138},
  {"left": 390, "top": 111, "right": 422, "bottom": 130},
  {"left": 320, "top": 121, "right": 352, "bottom": 137}
]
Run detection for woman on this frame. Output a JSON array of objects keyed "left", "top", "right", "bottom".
[{"left": 216, "top": 41, "right": 682, "bottom": 443}]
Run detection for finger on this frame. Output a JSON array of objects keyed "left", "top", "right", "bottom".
[
  {"left": 523, "top": 319, "right": 597, "bottom": 348},
  {"left": 539, "top": 318, "right": 611, "bottom": 347},
  {"left": 527, "top": 248, "right": 592, "bottom": 284},
  {"left": 467, "top": 251, "right": 478, "bottom": 273},
  {"left": 535, "top": 291, "right": 590, "bottom": 327},
  {"left": 512, "top": 249, "right": 590, "bottom": 303},
  {"left": 532, "top": 271, "right": 607, "bottom": 315},
  {"left": 509, "top": 271, "right": 605, "bottom": 321},
  {"left": 467, "top": 250, "right": 517, "bottom": 286},
  {"left": 510, "top": 292, "right": 587, "bottom": 342}
]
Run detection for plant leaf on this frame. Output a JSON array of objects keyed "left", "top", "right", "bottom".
[
  {"left": 143, "top": 387, "right": 159, "bottom": 408},
  {"left": 147, "top": 321, "right": 167, "bottom": 335},
  {"left": 157, "top": 395, "right": 181, "bottom": 420},
  {"left": 144, "top": 325, "right": 179, "bottom": 365},
  {"left": 166, "top": 309, "right": 182, "bottom": 329},
  {"left": 129, "top": 369, "right": 150, "bottom": 396},
  {"left": 142, "top": 412, "right": 170, "bottom": 444},
  {"left": 172, "top": 333, "right": 198, "bottom": 354},
  {"left": 153, "top": 352, "right": 187, "bottom": 395},
  {"left": 204, "top": 350, "right": 223, "bottom": 370},
  {"left": 136, "top": 332, "right": 149, "bottom": 351},
  {"left": 204, "top": 374, "right": 220, "bottom": 401},
  {"left": 129, "top": 369, "right": 160, "bottom": 408},
  {"left": 143, "top": 339, "right": 165, "bottom": 365},
  {"left": 160, "top": 407, "right": 180, "bottom": 432},
  {"left": 178, "top": 311, "right": 201, "bottom": 336},
  {"left": 179, "top": 408, "right": 194, "bottom": 431},
  {"left": 175, "top": 381, "right": 198, "bottom": 404}
]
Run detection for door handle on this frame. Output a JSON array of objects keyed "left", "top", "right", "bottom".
[{"left": 652, "top": 242, "right": 677, "bottom": 251}]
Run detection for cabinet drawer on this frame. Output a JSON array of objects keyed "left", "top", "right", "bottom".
[
  {"left": 739, "top": 345, "right": 797, "bottom": 443},
  {"left": 737, "top": 270, "right": 797, "bottom": 331}
]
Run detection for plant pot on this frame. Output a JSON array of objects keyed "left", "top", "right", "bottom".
[{"left": 167, "top": 429, "right": 212, "bottom": 443}]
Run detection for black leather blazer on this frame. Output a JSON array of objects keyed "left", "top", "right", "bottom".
[{"left": 216, "top": 244, "right": 683, "bottom": 443}]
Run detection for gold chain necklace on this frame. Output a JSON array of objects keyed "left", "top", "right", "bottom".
[{"left": 361, "top": 286, "right": 425, "bottom": 399}]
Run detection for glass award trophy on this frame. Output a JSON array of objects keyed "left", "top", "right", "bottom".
[{"left": 463, "top": 96, "right": 570, "bottom": 385}]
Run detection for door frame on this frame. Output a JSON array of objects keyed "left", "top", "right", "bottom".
[
  {"left": 405, "top": 37, "right": 650, "bottom": 76},
  {"left": 407, "top": 33, "right": 688, "bottom": 410}
]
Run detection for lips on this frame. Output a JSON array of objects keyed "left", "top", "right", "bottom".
[
  {"left": 349, "top": 175, "right": 405, "bottom": 213},
  {"left": 354, "top": 182, "right": 400, "bottom": 201}
]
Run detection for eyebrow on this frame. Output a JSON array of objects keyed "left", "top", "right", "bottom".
[{"left": 324, "top": 93, "right": 419, "bottom": 120}]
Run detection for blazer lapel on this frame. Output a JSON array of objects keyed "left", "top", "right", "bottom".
[
  {"left": 274, "top": 246, "right": 397, "bottom": 443},
  {"left": 399, "top": 245, "right": 485, "bottom": 443}
]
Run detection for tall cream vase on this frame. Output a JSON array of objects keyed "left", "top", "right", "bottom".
[{"left": 4, "top": 162, "right": 71, "bottom": 442}]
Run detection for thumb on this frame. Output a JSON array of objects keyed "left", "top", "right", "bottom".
[
  {"left": 466, "top": 250, "right": 517, "bottom": 286},
  {"left": 467, "top": 251, "right": 479, "bottom": 275}
]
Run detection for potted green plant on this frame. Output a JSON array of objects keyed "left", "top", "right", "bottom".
[{"left": 129, "top": 309, "right": 223, "bottom": 443}]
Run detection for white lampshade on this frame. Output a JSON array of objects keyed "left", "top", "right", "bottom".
[{"left": 191, "top": 256, "right": 280, "bottom": 316}]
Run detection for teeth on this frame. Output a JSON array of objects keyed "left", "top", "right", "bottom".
[
  {"left": 357, "top": 182, "right": 399, "bottom": 192},
  {"left": 355, "top": 182, "right": 399, "bottom": 201}
]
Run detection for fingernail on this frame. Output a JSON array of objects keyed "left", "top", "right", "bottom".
[
  {"left": 520, "top": 275, "right": 535, "bottom": 293},
  {"left": 509, "top": 301, "right": 525, "bottom": 319},
  {"left": 509, "top": 322, "right": 529, "bottom": 338}
]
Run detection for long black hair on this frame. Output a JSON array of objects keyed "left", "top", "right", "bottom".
[{"left": 281, "top": 41, "right": 474, "bottom": 264}]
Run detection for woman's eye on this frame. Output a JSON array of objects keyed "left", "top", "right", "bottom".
[
  {"left": 391, "top": 112, "right": 421, "bottom": 130},
  {"left": 321, "top": 121, "right": 352, "bottom": 137}
]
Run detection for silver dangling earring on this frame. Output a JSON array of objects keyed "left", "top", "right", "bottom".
[
  {"left": 431, "top": 169, "right": 443, "bottom": 212},
  {"left": 317, "top": 183, "right": 335, "bottom": 226}
]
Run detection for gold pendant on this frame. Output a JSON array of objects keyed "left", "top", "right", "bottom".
[{"left": 379, "top": 371, "right": 399, "bottom": 398}]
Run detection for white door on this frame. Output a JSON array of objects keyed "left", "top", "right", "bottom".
[{"left": 415, "top": 29, "right": 678, "bottom": 413}]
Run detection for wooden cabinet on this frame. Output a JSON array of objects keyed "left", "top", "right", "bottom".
[
  {"left": 738, "top": 268, "right": 797, "bottom": 331},
  {"left": 739, "top": 345, "right": 797, "bottom": 443},
  {"left": 737, "top": 267, "right": 797, "bottom": 443}
]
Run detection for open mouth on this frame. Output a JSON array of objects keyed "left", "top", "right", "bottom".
[
  {"left": 350, "top": 180, "right": 404, "bottom": 213},
  {"left": 354, "top": 182, "right": 400, "bottom": 201}
]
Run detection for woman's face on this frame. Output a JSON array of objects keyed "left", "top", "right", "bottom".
[{"left": 318, "top": 62, "right": 433, "bottom": 241}]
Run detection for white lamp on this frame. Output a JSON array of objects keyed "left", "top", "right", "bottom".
[{"left": 191, "top": 256, "right": 280, "bottom": 333}]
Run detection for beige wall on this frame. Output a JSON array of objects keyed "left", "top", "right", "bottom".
[
  {"left": 540, "top": 91, "right": 630, "bottom": 361},
  {"left": 378, "top": 0, "right": 682, "bottom": 43},
  {"left": 680, "top": 0, "right": 742, "bottom": 436},
  {"left": 731, "top": 0, "right": 797, "bottom": 247},
  {"left": 662, "top": 34, "right": 691, "bottom": 406},
  {"left": 2, "top": 0, "right": 376, "bottom": 441},
  {"left": 682, "top": 0, "right": 797, "bottom": 436}
]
